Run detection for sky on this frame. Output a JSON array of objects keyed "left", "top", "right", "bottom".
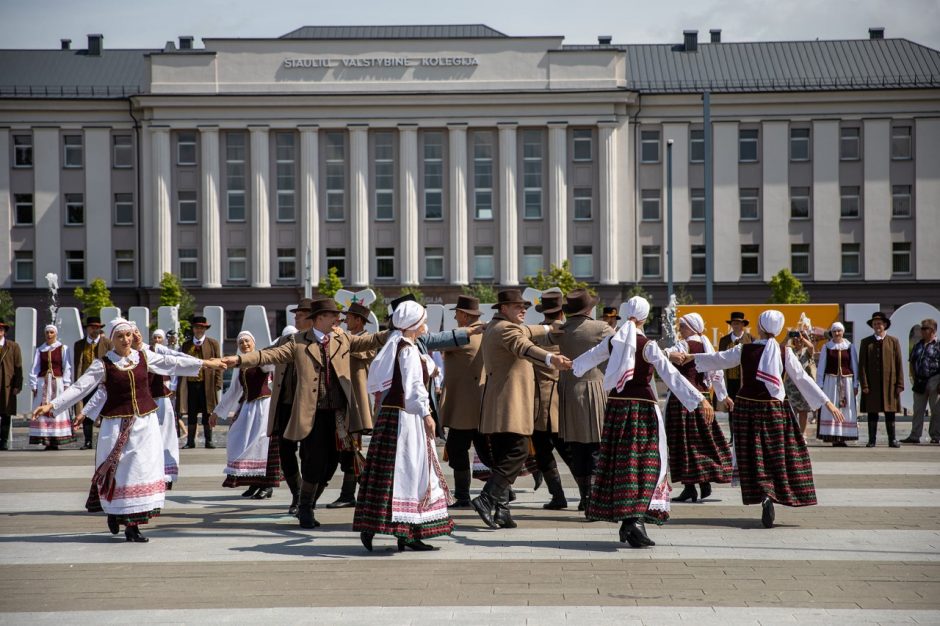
[{"left": 0, "top": 0, "right": 938, "bottom": 50}]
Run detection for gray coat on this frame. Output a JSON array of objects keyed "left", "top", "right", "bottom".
[{"left": 551, "top": 316, "right": 613, "bottom": 444}]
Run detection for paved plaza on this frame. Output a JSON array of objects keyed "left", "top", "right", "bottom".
[{"left": 0, "top": 417, "right": 938, "bottom": 625}]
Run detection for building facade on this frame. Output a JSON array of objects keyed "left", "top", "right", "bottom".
[{"left": 2, "top": 25, "right": 939, "bottom": 318}]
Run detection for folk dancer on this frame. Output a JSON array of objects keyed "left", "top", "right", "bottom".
[
  {"left": 180, "top": 316, "right": 222, "bottom": 449},
  {"left": 816, "top": 322, "right": 859, "bottom": 446},
  {"left": 29, "top": 325, "right": 74, "bottom": 450}
]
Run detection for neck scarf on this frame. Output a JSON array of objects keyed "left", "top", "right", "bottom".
[
  {"left": 367, "top": 301, "right": 426, "bottom": 395},
  {"left": 756, "top": 310, "right": 786, "bottom": 400}
]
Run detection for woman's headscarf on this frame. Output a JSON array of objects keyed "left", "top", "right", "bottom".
[
  {"left": 602, "top": 296, "right": 650, "bottom": 392},
  {"left": 367, "top": 301, "right": 427, "bottom": 395},
  {"left": 756, "top": 310, "right": 786, "bottom": 400},
  {"left": 105, "top": 317, "right": 134, "bottom": 341}
]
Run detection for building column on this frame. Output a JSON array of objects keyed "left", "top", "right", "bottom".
[
  {"left": 200, "top": 126, "right": 222, "bottom": 288},
  {"left": 84, "top": 128, "right": 112, "bottom": 284},
  {"left": 915, "top": 118, "right": 940, "bottom": 279},
  {"left": 712, "top": 122, "right": 740, "bottom": 282},
  {"left": 598, "top": 121, "right": 619, "bottom": 285},
  {"left": 761, "top": 121, "right": 789, "bottom": 281},
  {"left": 812, "top": 120, "right": 840, "bottom": 281},
  {"left": 348, "top": 125, "right": 370, "bottom": 287},
  {"left": 150, "top": 126, "right": 172, "bottom": 287},
  {"left": 662, "top": 123, "right": 690, "bottom": 282},
  {"left": 547, "top": 122, "right": 568, "bottom": 267},
  {"left": 33, "top": 128, "right": 61, "bottom": 287},
  {"left": 399, "top": 125, "right": 419, "bottom": 285},
  {"left": 448, "top": 124, "right": 469, "bottom": 286},
  {"left": 498, "top": 123, "right": 518, "bottom": 286},
  {"left": 249, "top": 126, "right": 271, "bottom": 288},
  {"left": 0, "top": 130, "right": 11, "bottom": 288},
  {"left": 863, "top": 119, "right": 891, "bottom": 281},
  {"left": 299, "top": 126, "right": 320, "bottom": 292}
]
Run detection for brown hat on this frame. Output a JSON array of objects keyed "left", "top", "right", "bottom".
[
  {"left": 867, "top": 311, "right": 891, "bottom": 329},
  {"left": 536, "top": 292, "right": 564, "bottom": 315},
  {"left": 345, "top": 302, "right": 371, "bottom": 321},
  {"left": 492, "top": 289, "right": 531, "bottom": 310},
  {"left": 83, "top": 316, "right": 103, "bottom": 328},
  {"left": 309, "top": 297, "right": 341, "bottom": 317},
  {"left": 562, "top": 289, "right": 599, "bottom": 317},
  {"left": 450, "top": 295, "right": 482, "bottom": 316},
  {"left": 601, "top": 306, "right": 621, "bottom": 320},
  {"left": 294, "top": 298, "right": 314, "bottom": 313},
  {"left": 726, "top": 311, "right": 750, "bottom": 325}
]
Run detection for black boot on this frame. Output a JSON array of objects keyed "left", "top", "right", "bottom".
[
  {"left": 673, "top": 484, "right": 698, "bottom": 503},
  {"left": 886, "top": 416, "right": 900, "bottom": 447},
  {"left": 471, "top": 481, "right": 501, "bottom": 529},
  {"left": 619, "top": 518, "right": 654, "bottom": 547},
  {"left": 699, "top": 482, "right": 712, "bottom": 501},
  {"left": 252, "top": 487, "right": 273, "bottom": 499},
  {"left": 184, "top": 423, "right": 196, "bottom": 449},
  {"left": 297, "top": 482, "right": 320, "bottom": 529},
  {"left": 124, "top": 525, "right": 148, "bottom": 543},
  {"left": 532, "top": 469, "right": 543, "bottom": 491},
  {"left": 285, "top": 473, "right": 301, "bottom": 516},
  {"left": 762, "top": 497, "right": 776, "bottom": 528},
  {"left": 867, "top": 414, "right": 878, "bottom": 447},
  {"left": 574, "top": 475, "right": 591, "bottom": 512},
  {"left": 241, "top": 486, "right": 260, "bottom": 498},
  {"left": 495, "top": 501, "right": 517, "bottom": 529},
  {"left": 542, "top": 468, "right": 568, "bottom": 510},
  {"left": 327, "top": 472, "right": 358, "bottom": 508},
  {"left": 204, "top": 425, "right": 215, "bottom": 449},
  {"left": 451, "top": 469, "right": 472, "bottom": 508},
  {"left": 107, "top": 514, "right": 120, "bottom": 535}
]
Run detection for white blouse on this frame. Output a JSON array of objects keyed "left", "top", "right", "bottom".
[
  {"left": 213, "top": 364, "right": 275, "bottom": 418},
  {"left": 400, "top": 343, "right": 432, "bottom": 417},
  {"left": 29, "top": 342, "right": 72, "bottom": 390},
  {"left": 816, "top": 340, "right": 859, "bottom": 388},
  {"left": 665, "top": 339, "right": 729, "bottom": 402}
]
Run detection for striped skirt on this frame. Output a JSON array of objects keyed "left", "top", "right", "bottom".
[
  {"left": 731, "top": 397, "right": 817, "bottom": 507},
  {"left": 353, "top": 405, "right": 454, "bottom": 541},
  {"left": 587, "top": 398, "right": 670, "bottom": 525},
  {"left": 665, "top": 395, "right": 733, "bottom": 485}
]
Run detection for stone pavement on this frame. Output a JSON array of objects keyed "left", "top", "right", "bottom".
[{"left": 0, "top": 418, "right": 938, "bottom": 625}]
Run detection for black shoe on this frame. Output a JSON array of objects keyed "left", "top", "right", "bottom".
[
  {"left": 124, "top": 526, "right": 149, "bottom": 543},
  {"left": 900, "top": 437, "right": 920, "bottom": 444},
  {"left": 288, "top": 494, "right": 299, "bottom": 517},
  {"left": 761, "top": 499, "right": 776, "bottom": 528},
  {"left": 471, "top": 486, "right": 500, "bottom": 529},
  {"left": 621, "top": 519, "right": 655, "bottom": 547},
  {"left": 619, "top": 520, "right": 641, "bottom": 547},
  {"left": 532, "top": 470, "right": 543, "bottom": 491},
  {"left": 397, "top": 538, "right": 439, "bottom": 551},
  {"left": 107, "top": 515, "right": 120, "bottom": 535},
  {"left": 889, "top": 440, "right": 901, "bottom": 448},
  {"left": 82, "top": 441, "right": 93, "bottom": 450},
  {"left": 832, "top": 441, "right": 849, "bottom": 447},
  {"left": 183, "top": 442, "right": 196, "bottom": 449},
  {"left": 495, "top": 503, "right": 517, "bottom": 529},
  {"left": 252, "top": 487, "right": 273, "bottom": 500},
  {"left": 326, "top": 496, "right": 356, "bottom": 509},
  {"left": 673, "top": 484, "right": 697, "bottom": 503},
  {"left": 543, "top": 494, "right": 568, "bottom": 510},
  {"left": 866, "top": 441, "right": 876, "bottom": 448},
  {"left": 165, "top": 481, "right": 173, "bottom": 490},
  {"left": 507, "top": 488, "right": 516, "bottom": 503},
  {"left": 241, "top": 486, "right": 260, "bottom": 498},
  {"left": 450, "top": 498, "right": 472, "bottom": 509},
  {"left": 699, "top": 483, "right": 712, "bottom": 501},
  {"left": 360, "top": 532, "right": 374, "bottom": 552},
  {"left": 205, "top": 442, "right": 216, "bottom": 449},
  {"left": 297, "top": 505, "right": 320, "bottom": 529}
]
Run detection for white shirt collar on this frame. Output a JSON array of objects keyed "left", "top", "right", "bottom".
[
  {"left": 874, "top": 334, "right": 885, "bottom": 341},
  {"left": 86, "top": 335, "right": 99, "bottom": 345},
  {"left": 731, "top": 332, "right": 744, "bottom": 341},
  {"left": 0, "top": 337, "right": 5, "bottom": 347},
  {"left": 106, "top": 349, "right": 141, "bottom": 369},
  {"left": 193, "top": 335, "right": 204, "bottom": 346},
  {"left": 311, "top": 328, "right": 329, "bottom": 343},
  {"left": 39, "top": 341, "right": 62, "bottom": 352}
]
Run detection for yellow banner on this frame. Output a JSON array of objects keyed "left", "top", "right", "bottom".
[{"left": 675, "top": 304, "right": 841, "bottom": 345}]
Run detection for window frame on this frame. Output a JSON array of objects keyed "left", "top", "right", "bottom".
[
  {"left": 176, "top": 131, "right": 197, "bottom": 166},
  {"left": 227, "top": 247, "right": 248, "bottom": 282},
  {"left": 891, "top": 242, "right": 912, "bottom": 275},
  {"left": 325, "top": 131, "right": 347, "bottom": 222},
  {"left": 112, "top": 134, "right": 133, "bottom": 169},
  {"left": 690, "top": 188, "right": 705, "bottom": 221},
  {"left": 13, "top": 250, "right": 34, "bottom": 283},
  {"left": 840, "top": 186, "right": 861, "bottom": 219},
  {"left": 841, "top": 243, "right": 862, "bottom": 277},
  {"left": 114, "top": 250, "right": 135, "bottom": 283},
  {"left": 521, "top": 129, "right": 544, "bottom": 220},
  {"left": 276, "top": 247, "right": 297, "bottom": 281},
  {"left": 522, "top": 245, "right": 543, "bottom": 277},
  {"left": 641, "top": 245, "right": 661, "bottom": 278},
  {"left": 473, "top": 245, "right": 495, "bottom": 280},
  {"left": 325, "top": 247, "right": 346, "bottom": 280},
  {"left": 424, "top": 247, "right": 445, "bottom": 280},
  {"left": 789, "top": 127, "right": 811, "bottom": 162},
  {"left": 789, "top": 186, "right": 812, "bottom": 220},
  {"left": 572, "top": 245, "right": 593, "bottom": 279},
  {"left": 64, "top": 193, "right": 85, "bottom": 226},
  {"left": 891, "top": 184, "right": 912, "bottom": 218},
  {"left": 422, "top": 131, "right": 444, "bottom": 221},
  {"left": 640, "top": 189, "right": 661, "bottom": 222},
  {"left": 739, "top": 188, "right": 760, "bottom": 221},
  {"left": 690, "top": 244, "right": 706, "bottom": 277},
  {"left": 689, "top": 129, "right": 705, "bottom": 163},
  {"left": 573, "top": 187, "right": 593, "bottom": 221},
  {"left": 225, "top": 132, "right": 247, "bottom": 222},
  {"left": 373, "top": 131, "right": 395, "bottom": 222},
  {"left": 472, "top": 131, "right": 494, "bottom": 221},
  {"left": 740, "top": 244, "right": 760, "bottom": 277},
  {"left": 65, "top": 250, "right": 85, "bottom": 282},
  {"left": 375, "top": 247, "right": 396, "bottom": 280},
  {"left": 790, "top": 243, "right": 811, "bottom": 276},
  {"left": 177, "top": 190, "right": 198, "bottom": 224},
  {"left": 572, "top": 128, "right": 593, "bottom": 162},
  {"left": 63, "top": 134, "right": 83, "bottom": 169},
  {"left": 275, "top": 131, "right": 297, "bottom": 223},
  {"left": 178, "top": 248, "right": 199, "bottom": 282},
  {"left": 640, "top": 129, "right": 660, "bottom": 164},
  {"left": 891, "top": 125, "right": 912, "bottom": 161},
  {"left": 738, "top": 128, "right": 759, "bottom": 163},
  {"left": 13, "top": 193, "right": 34, "bottom": 226},
  {"left": 840, "top": 127, "right": 860, "bottom": 161},
  {"left": 13, "top": 134, "right": 33, "bottom": 168}
]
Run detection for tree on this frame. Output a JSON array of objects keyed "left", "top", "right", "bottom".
[
  {"left": 768, "top": 268, "right": 810, "bottom": 304},
  {"left": 524, "top": 260, "right": 595, "bottom": 296},
  {"left": 73, "top": 278, "right": 114, "bottom": 319},
  {"left": 462, "top": 282, "right": 498, "bottom": 303},
  {"left": 368, "top": 288, "right": 387, "bottom": 321},
  {"left": 317, "top": 266, "right": 344, "bottom": 298},
  {"left": 624, "top": 283, "right": 652, "bottom": 301},
  {"left": 0, "top": 290, "right": 14, "bottom": 322},
  {"left": 674, "top": 285, "right": 696, "bottom": 305},
  {"left": 398, "top": 286, "right": 425, "bottom": 305},
  {"left": 158, "top": 272, "right": 196, "bottom": 335}
]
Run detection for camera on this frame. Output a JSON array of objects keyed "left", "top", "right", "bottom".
[{"left": 787, "top": 330, "right": 801, "bottom": 339}]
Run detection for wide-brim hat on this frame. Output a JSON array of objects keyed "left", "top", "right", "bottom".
[
  {"left": 492, "top": 289, "right": 531, "bottom": 310},
  {"left": 0, "top": 317, "right": 11, "bottom": 329},
  {"left": 83, "top": 316, "right": 103, "bottom": 328},
  {"left": 345, "top": 302, "right": 371, "bottom": 321},
  {"left": 386, "top": 293, "right": 418, "bottom": 320},
  {"left": 867, "top": 311, "right": 891, "bottom": 329},
  {"left": 726, "top": 311, "right": 750, "bottom": 325},
  {"left": 601, "top": 306, "right": 621, "bottom": 320},
  {"left": 536, "top": 293, "right": 565, "bottom": 315},
  {"left": 294, "top": 298, "right": 315, "bottom": 313},
  {"left": 191, "top": 316, "right": 211, "bottom": 328},
  {"left": 450, "top": 295, "right": 482, "bottom": 316},
  {"left": 562, "top": 289, "right": 598, "bottom": 317},
  {"left": 309, "top": 297, "right": 342, "bottom": 316}
]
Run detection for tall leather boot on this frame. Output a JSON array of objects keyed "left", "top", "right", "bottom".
[
  {"left": 452, "top": 469, "right": 472, "bottom": 508},
  {"left": 495, "top": 499, "right": 517, "bottom": 529},
  {"left": 886, "top": 415, "right": 900, "bottom": 447},
  {"left": 471, "top": 480, "right": 500, "bottom": 529},
  {"left": 184, "top": 418, "right": 197, "bottom": 449},
  {"left": 327, "top": 472, "right": 357, "bottom": 508},
  {"left": 542, "top": 467, "right": 568, "bottom": 510},
  {"left": 867, "top": 414, "right": 878, "bottom": 447},
  {"left": 285, "top": 473, "right": 301, "bottom": 516},
  {"left": 574, "top": 475, "right": 591, "bottom": 512},
  {"left": 204, "top": 422, "right": 215, "bottom": 449},
  {"left": 297, "top": 481, "right": 320, "bottom": 529}
]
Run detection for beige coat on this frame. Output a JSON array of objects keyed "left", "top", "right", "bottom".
[
  {"left": 72, "top": 336, "right": 110, "bottom": 414},
  {"left": 240, "top": 329, "right": 388, "bottom": 441},
  {"left": 551, "top": 316, "right": 613, "bottom": 443},
  {"left": 0, "top": 339, "right": 23, "bottom": 415},
  {"left": 348, "top": 330, "right": 378, "bottom": 433},
  {"left": 479, "top": 314, "right": 551, "bottom": 436},
  {"left": 440, "top": 321, "right": 485, "bottom": 431},
  {"left": 178, "top": 337, "right": 222, "bottom": 414},
  {"left": 859, "top": 334, "right": 905, "bottom": 413},
  {"left": 266, "top": 332, "right": 295, "bottom": 436},
  {"left": 534, "top": 343, "right": 560, "bottom": 432}
]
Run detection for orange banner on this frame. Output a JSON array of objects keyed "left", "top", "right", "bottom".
[{"left": 675, "top": 304, "right": 841, "bottom": 346}]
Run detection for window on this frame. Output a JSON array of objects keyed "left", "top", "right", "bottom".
[
  {"left": 841, "top": 243, "right": 861, "bottom": 276},
  {"left": 641, "top": 189, "right": 661, "bottom": 221},
  {"left": 840, "top": 186, "right": 860, "bottom": 218},
  {"left": 14, "top": 251, "right": 34, "bottom": 283},
  {"left": 891, "top": 125, "right": 912, "bottom": 160},
  {"left": 325, "top": 132, "right": 346, "bottom": 221},
  {"left": 739, "top": 188, "right": 760, "bottom": 220},
  {"left": 226, "top": 132, "right": 247, "bottom": 221},
  {"left": 277, "top": 247, "right": 296, "bottom": 281},
  {"left": 375, "top": 247, "right": 395, "bottom": 279},
  {"left": 641, "top": 245, "right": 661, "bottom": 278},
  {"left": 373, "top": 132, "right": 394, "bottom": 221},
  {"left": 690, "top": 188, "right": 705, "bottom": 221},
  {"left": 65, "top": 250, "right": 84, "bottom": 282},
  {"left": 573, "top": 188, "right": 592, "bottom": 220},
  {"left": 13, "top": 194, "right": 33, "bottom": 225},
  {"left": 113, "top": 193, "right": 134, "bottom": 225},
  {"left": 522, "top": 129, "right": 543, "bottom": 219},
  {"left": 63, "top": 135, "right": 83, "bottom": 168},
  {"left": 640, "top": 130, "right": 660, "bottom": 163},
  {"left": 892, "top": 185, "right": 912, "bottom": 218},
  {"left": 738, "top": 129, "right": 758, "bottom": 162},
  {"left": 276, "top": 132, "right": 296, "bottom": 222},
  {"left": 114, "top": 250, "right": 134, "bottom": 282},
  {"left": 177, "top": 190, "right": 197, "bottom": 224},
  {"left": 425, "top": 247, "right": 444, "bottom": 279},
  {"left": 689, "top": 129, "right": 705, "bottom": 163},
  {"left": 13, "top": 135, "right": 32, "bottom": 167},
  {"left": 740, "top": 244, "right": 760, "bottom": 277},
  {"left": 791, "top": 243, "right": 810, "bottom": 276},
  {"left": 691, "top": 245, "right": 706, "bottom": 277},
  {"left": 473, "top": 246, "right": 494, "bottom": 280},
  {"left": 423, "top": 131, "right": 443, "bottom": 220},
  {"left": 64, "top": 193, "right": 84, "bottom": 226},
  {"left": 177, "top": 131, "right": 197, "bottom": 166},
  {"left": 522, "top": 246, "right": 543, "bottom": 277},
  {"left": 326, "top": 248, "right": 346, "bottom": 279},
  {"left": 790, "top": 186, "right": 811, "bottom": 219},
  {"left": 892, "top": 242, "right": 912, "bottom": 275},
  {"left": 227, "top": 247, "right": 247, "bottom": 282},
  {"left": 573, "top": 129, "right": 592, "bottom": 161},
  {"left": 840, "top": 127, "right": 860, "bottom": 160},
  {"left": 473, "top": 132, "right": 494, "bottom": 220},
  {"left": 179, "top": 248, "right": 198, "bottom": 282},
  {"left": 790, "top": 128, "right": 810, "bottom": 161},
  {"left": 572, "top": 245, "right": 593, "bottom": 278},
  {"left": 112, "top": 135, "right": 133, "bottom": 168}
]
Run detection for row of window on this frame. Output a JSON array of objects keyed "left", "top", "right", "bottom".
[
  {"left": 12, "top": 249, "right": 134, "bottom": 284},
  {"left": 12, "top": 134, "right": 134, "bottom": 169}
]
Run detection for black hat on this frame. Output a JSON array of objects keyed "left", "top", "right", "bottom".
[
  {"left": 867, "top": 311, "right": 892, "bottom": 330},
  {"left": 536, "top": 292, "right": 564, "bottom": 315},
  {"left": 294, "top": 298, "right": 314, "bottom": 313},
  {"left": 601, "top": 306, "right": 621, "bottom": 320},
  {"left": 191, "top": 316, "right": 211, "bottom": 328},
  {"left": 166, "top": 329, "right": 178, "bottom": 337},
  {"left": 309, "top": 297, "right": 342, "bottom": 316},
  {"left": 492, "top": 289, "right": 531, "bottom": 310},
  {"left": 450, "top": 295, "right": 482, "bottom": 316},
  {"left": 390, "top": 293, "right": 417, "bottom": 312},
  {"left": 345, "top": 302, "right": 371, "bottom": 321},
  {"left": 83, "top": 316, "right": 103, "bottom": 328},
  {"left": 726, "top": 311, "right": 749, "bottom": 326},
  {"left": 0, "top": 317, "right": 11, "bottom": 329},
  {"left": 562, "top": 289, "right": 599, "bottom": 317}
]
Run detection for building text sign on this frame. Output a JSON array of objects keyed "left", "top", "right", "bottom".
[{"left": 284, "top": 56, "right": 479, "bottom": 69}]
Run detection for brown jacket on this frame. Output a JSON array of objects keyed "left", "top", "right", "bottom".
[
  {"left": 859, "top": 334, "right": 904, "bottom": 413},
  {"left": 348, "top": 330, "right": 378, "bottom": 433},
  {"left": 479, "top": 314, "right": 551, "bottom": 436},
  {"left": 440, "top": 321, "right": 485, "bottom": 431},
  {"left": 240, "top": 329, "right": 388, "bottom": 441},
  {"left": 0, "top": 339, "right": 23, "bottom": 415},
  {"left": 534, "top": 343, "right": 560, "bottom": 433},
  {"left": 178, "top": 337, "right": 222, "bottom": 414},
  {"left": 718, "top": 331, "right": 754, "bottom": 382},
  {"left": 72, "top": 336, "right": 110, "bottom": 414},
  {"left": 551, "top": 316, "right": 613, "bottom": 443},
  {"left": 266, "top": 332, "right": 295, "bottom": 436}
]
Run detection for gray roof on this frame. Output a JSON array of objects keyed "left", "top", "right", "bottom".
[
  {"left": 280, "top": 24, "right": 507, "bottom": 40},
  {"left": 0, "top": 49, "right": 152, "bottom": 97}
]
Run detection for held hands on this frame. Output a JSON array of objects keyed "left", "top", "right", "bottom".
[
  {"left": 220, "top": 356, "right": 240, "bottom": 368},
  {"left": 700, "top": 398, "right": 715, "bottom": 424},
  {"left": 723, "top": 397, "right": 735, "bottom": 413},
  {"left": 202, "top": 358, "right": 227, "bottom": 371},
  {"left": 32, "top": 403, "right": 53, "bottom": 418},
  {"left": 209, "top": 413, "right": 219, "bottom": 428},
  {"left": 550, "top": 354, "right": 573, "bottom": 371},
  {"left": 826, "top": 401, "right": 845, "bottom": 423},
  {"left": 72, "top": 413, "right": 85, "bottom": 432},
  {"left": 467, "top": 324, "right": 485, "bottom": 336}
]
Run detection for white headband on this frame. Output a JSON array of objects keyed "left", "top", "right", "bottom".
[
  {"left": 830, "top": 322, "right": 845, "bottom": 333},
  {"left": 623, "top": 296, "right": 651, "bottom": 322},
  {"left": 152, "top": 329, "right": 166, "bottom": 339},
  {"left": 237, "top": 330, "right": 255, "bottom": 343},
  {"left": 106, "top": 317, "right": 133, "bottom": 340},
  {"left": 679, "top": 313, "right": 705, "bottom": 334},
  {"left": 44, "top": 324, "right": 57, "bottom": 333}
]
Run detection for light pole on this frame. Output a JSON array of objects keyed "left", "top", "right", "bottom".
[
  {"left": 666, "top": 139, "right": 674, "bottom": 298},
  {"left": 703, "top": 91, "right": 714, "bottom": 304}
]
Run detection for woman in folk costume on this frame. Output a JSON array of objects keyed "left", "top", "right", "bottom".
[
  {"left": 29, "top": 324, "right": 74, "bottom": 449},
  {"left": 665, "top": 313, "right": 733, "bottom": 503},
  {"left": 33, "top": 318, "right": 223, "bottom": 542},
  {"left": 354, "top": 300, "right": 453, "bottom": 552},
  {"left": 572, "top": 297, "right": 712, "bottom": 548},
  {"left": 211, "top": 330, "right": 280, "bottom": 498},
  {"left": 688, "top": 310, "right": 844, "bottom": 528},
  {"left": 816, "top": 322, "right": 859, "bottom": 446}
]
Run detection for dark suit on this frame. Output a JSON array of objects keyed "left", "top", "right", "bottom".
[
  {"left": 0, "top": 339, "right": 23, "bottom": 449},
  {"left": 179, "top": 336, "right": 222, "bottom": 446},
  {"left": 72, "top": 336, "right": 110, "bottom": 445}
]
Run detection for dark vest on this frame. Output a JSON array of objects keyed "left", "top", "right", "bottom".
[
  {"left": 609, "top": 334, "right": 657, "bottom": 402},
  {"left": 676, "top": 339, "right": 708, "bottom": 392},
  {"left": 241, "top": 366, "right": 272, "bottom": 403},
  {"left": 738, "top": 343, "right": 785, "bottom": 401},
  {"left": 824, "top": 347, "right": 854, "bottom": 377},
  {"left": 100, "top": 351, "right": 159, "bottom": 418},
  {"left": 148, "top": 371, "right": 171, "bottom": 400},
  {"left": 315, "top": 337, "right": 346, "bottom": 411},
  {"left": 38, "top": 345, "right": 64, "bottom": 378},
  {"left": 381, "top": 342, "right": 428, "bottom": 410}
]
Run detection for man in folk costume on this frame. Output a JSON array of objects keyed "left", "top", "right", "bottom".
[
  {"left": 440, "top": 295, "right": 488, "bottom": 508},
  {"left": 73, "top": 315, "right": 110, "bottom": 450},
  {"left": 816, "top": 322, "right": 860, "bottom": 446},
  {"left": 29, "top": 325, "right": 74, "bottom": 450},
  {"left": 858, "top": 312, "right": 904, "bottom": 448},
  {"left": 224, "top": 297, "right": 390, "bottom": 529},
  {"left": 472, "top": 289, "right": 572, "bottom": 530},
  {"left": 718, "top": 312, "right": 754, "bottom": 434},
  {"left": 326, "top": 302, "right": 376, "bottom": 509},
  {"left": 0, "top": 318, "right": 23, "bottom": 451},
  {"left": 600, "top": 306, "right": 621, "bottom": 330},
  {"left": 689, "top": 310, "right": 843, "bottom": 528},
  {"left": 179, "top": 316, "right": 222, "bottom": 449}
]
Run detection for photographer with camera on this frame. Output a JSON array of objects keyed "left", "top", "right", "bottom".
[{"left": 783, "top": 327, "right": 818, "bottom": 435}]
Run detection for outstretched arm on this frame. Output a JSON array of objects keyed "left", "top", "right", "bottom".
[{"left": 646, "top": 342, "right": 706, "bottom": 413}]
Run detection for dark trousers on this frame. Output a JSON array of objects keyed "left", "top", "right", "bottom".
[
  {"left": 531, "top": 428, "right": 571, "bottom": 474},
  {"left": 186, "top": 382, "right": 212, "bottom": 444},
  {"left": 726, "top": 378, "right": 741, "bottom": 435},
  {"left": 444, "top": 427, "right": 487, "bottom": 471},
  {"left": 299, "top": 409, "right": 340, "bottom": 486},
  {"left": 82, "top": 413, "right": 94, "bottom": 444},
  {"left": 868, "top": 412, "right": 897, "bottom": 442},
  {"left": 273, "top": 403, "right": 300, "bottom": 479},
  {"left": 566, "top": 441, "right": 600, "bottom": 478},
  {"left": 0, "top": 413, "right": 11, "bottom": 445},
  {"left": 487, "top": 432, "right": 530, "bottom": 490}
]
